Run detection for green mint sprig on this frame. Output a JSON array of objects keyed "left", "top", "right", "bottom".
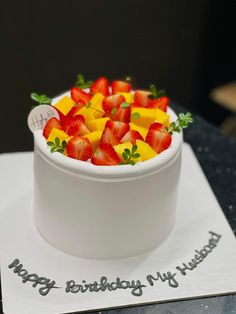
[
  {"left": 131, "top": 112, "right": 140, "bottom": 119},
  {"left": 148, "top": 84, "right": 165, "bottom": 99},
  {"left": 120, "top": 145, "right": 140, "bottom": 166},
  {"left": 75, "top": 74, "right": 93, "bottom": 89},
  {"left": 31, "top": 93, "right": 52, "bottom": 106},
  {"left": 120, "top": 101, "right": 130, "bottom": 109},
  {"left": 47, "top": 137, "right": 67, "bottom": 154},
  {"left": 168, "top": 112, "right": 194, "bottom": 134}
]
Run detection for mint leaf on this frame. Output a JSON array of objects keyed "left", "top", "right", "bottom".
[
  {"left": 120, "top": 102, "right": 130, "bottom": 109},
  {"left": 131, "top": 112, "right": 140, "bottom": 119},
  {"left": 31, "top": 92, "right": 52, "bottom": 106},
  {"left": 75, "top": 74, "right": 93, "bottom": 89},
  {"left": 148, "top": 84, "right": 165, "bottom": 99},
  {"left": 111, "top": 107, "right": 118, "bottom": 115},
  {"left": 168, "top": 112, "right": 194, "bottom": 134}
]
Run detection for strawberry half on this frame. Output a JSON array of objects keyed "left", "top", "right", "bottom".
[
  {"left": 111, "top": 80, "right": 131, "bottom": 94},
  {"left": 91, "top": 143, "right": 121, "bottom": 166},
  {"left": 121, "top": 130, "right": 143, "bottom": 144},
  {"left": 112, "top": 106, "right": 131, "bottom": 123},
  {"left": 90, "top": 77, "right": 109, "bottom": 96},
  {"left": 62, "top": 116, "right": 89, "bottom": 137},
  {"left": 147, "top": 96, "right": 169, "bottom": 112},
  {"left": 146, "top": 123, "right": 172, "bottom": 153},
  {"left": 134, "top": 90, "right": 153, "bottom": 107},
  {"left": 101, "top": 128, "right": 120, "bottom": 146},
  {"left": 66, "top": 136, "right": 93, "bottom": 161},
  {"left": 71, "top": 87, "right": 91, "bottom": 105},
  {"left": 43, "top": 117, "right": 62, "bottom": 139},
  {"left": 67, "top": 102, "right": 85, "bottom": 117},
  {"left": 102, "top": 94, "right": 125, "bottom": 113},
  {"left": 105, "top": 120, "right": 130, "bottom": 140}
]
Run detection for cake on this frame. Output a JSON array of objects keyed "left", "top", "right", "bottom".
[{"left": 30, "top": 75, "right": 192, "bottom": 259}]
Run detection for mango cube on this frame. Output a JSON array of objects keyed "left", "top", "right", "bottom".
[
  {"left": 117, "top": 92, "right": 134, "bottom": 103},
  {"left": 136, "top": 140, "right": 157, "bottom": 161},
  {"left": 90, "top": 93, "right": 105, "bottom": 113},
  {"left": 131, "top": 108, "right": 156, "bottom": 129},
  {"left": 47, "top": 128, "right": 70, "bottom": 144},
  {"left": 114, "top": 142, "right": 133, "bottom": 159},
  {"left": 75, "top": 106, "right": 97, "bottom": 123},
  {"left": 84, "top": 131, "right": 102, "bottom": 150},
  {"left": 129, "top": 122, "right": 148, "bottom": 140},
  {"left": 54, "top": 96, "right": 75, "bottom": 116},
  {"left": 87, "top": 117, "right": 110, "bottom": 132},
  {"left": 155, "top": 108, "right": 170, "bottom": 128}
]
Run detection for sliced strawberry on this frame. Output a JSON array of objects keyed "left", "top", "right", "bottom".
[
  {"left": 43, "top": 117, "right": 62, "bottom": 139},
  {"left": 130, "top": 102, "right": 142, "bottom": 108},
  {"left": 111, "top": 80, "right": 131, "bottom": 94},
  {"left": 134, "top": 90, "right": 153, "bottom": 107},
  {"left": 121, "top": 130, "right": 143, "bottom": 144},
  {"left": 62, "top": 116, "right": 89, "bottom": 136},
  {"left": 146, "top": 123, "right": 172, "bottom": 153},
  {"left": 101, "top": 128, "right": 120, "bottom": 146},
  {"left": 66, "top": 136, "right": 92, "bottom": 161},
  {"left": 67, "top": 102, "right": 85, "bottom": 117},
  {"left": 112, "top": 106, "right": 131, "bottom": 123},
  {"left": 91, "top": 143, "right": 121, "bottom": 166},
  {"left": 102, "top": 94, "right": 125, "bottom": 113},
  {"left": 105, "top": 120, "right": 130, "bottom": 140},
  {"left": 90, "top": 77, "right": 109, "bottom": 96},
  {"left": 147, "top": 96, "right": 169, "bottom": 112},
  {"left": 70, "top": 87, "right": 91, "bottom": 104}
]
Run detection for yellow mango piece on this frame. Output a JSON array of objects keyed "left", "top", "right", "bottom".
[
  {"left": 129, "top": 122, "right": 148, "bottom": 140},
  {"left": 131, "top": 108, "right": 156, "bottom": 128},
  {"left": 87, "top": 117, "right": 110, "bottom": 132},
  {"left": 84, "top": 131, "right": 102, "bottom": 151},
  {"left": 47, "top": 128, "right": 70, "bottom": 143},
  {"left": 91, "top": 93, "right": 105, "bottom": 111},
  {"left": 114, "top": 142, "right": 142, "bottom": 163},
  {"left": 114, "top": 142, "right": 132, "bottom": 159},
  {"left": 117, "top": 92, "right": 134, "bottom": 103},
  {"left": 155, "top": 108, "right": 170, "bottom": 128},
  {"left": 53, "top": 96, "right": 75, "bottom": 116},
  {"left": 75, "top": 106, "right": 97, "bottom": 123},
  {"left": 136, "top": 140, "right": 157, "bottom": 161}
]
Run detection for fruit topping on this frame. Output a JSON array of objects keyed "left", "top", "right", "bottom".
[
  {"left": 90, "top": 77, "right": 109, "bottom": 96},
  {"left": 111, "top": 80, "right": 131, "bottom": 94},
  {"left": 66, "top": 136, "right": 93, "bottom": 161},
  {"left": 146, "top": 123, "right": 172, "bottom": 154},
  {"left": 91, "top": 143, "right": 121, "bottom": 166},
  {"left": 43, "top": 117, "right": 62, "bottom": 139},
  {"left": 71, "top": 87, "right": 91, "bottom": 104}
]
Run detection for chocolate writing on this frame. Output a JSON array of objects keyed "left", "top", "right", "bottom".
[
  {"left": 8, "top": 258, "right": 59, "bottom": 296},
  {"left": 176, "top": 231, "right": 222, "bottom": 275},
  {"left": 146, "top": 271, "right": 179, "bottom": 288},
  {"left": 65, "top": 276, "right": 146, "bottom": 296}
]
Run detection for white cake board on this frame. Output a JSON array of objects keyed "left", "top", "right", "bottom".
[{"left": 0, "top": 143, "right": 236, "bottom": 314}]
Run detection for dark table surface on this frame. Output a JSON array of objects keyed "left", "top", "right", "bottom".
[{"left": 1, "top": 104, "right": 236, "bottom": 314}]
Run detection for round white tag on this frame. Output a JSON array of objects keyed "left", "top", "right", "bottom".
[{"left": 27, "top": 105, "right": 59, "bottom": 133}]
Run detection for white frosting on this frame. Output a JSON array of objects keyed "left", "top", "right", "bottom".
[{"left": 33, "top": 100, "right": 183, "bottom": 259}]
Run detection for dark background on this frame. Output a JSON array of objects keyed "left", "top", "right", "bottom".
[{"left": 1, "top": 0, "right": 236, "bottom": 153}]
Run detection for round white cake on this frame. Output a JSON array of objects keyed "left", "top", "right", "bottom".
[{"left": 33, "top": 107, "right": 182, "bottom": 260}]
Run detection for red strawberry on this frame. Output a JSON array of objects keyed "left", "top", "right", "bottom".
[
  {"left": 66, "top": 136, "right": 92, "bottom": 161},
  {"left": 67, "top": 102, "right": 85, "bottom": 117},
  {"left": 146, "top": 123, "right": 172, "bottom": 153},
  {"left": 147, "top": 96, "right": 169, "bottom": 112},
  {"left": 101, "top": 128, "right": 120, "bottom": 146},
  {"left": 111, "top": 80, "right": 131, "bottom": 94},
  {"left": 62, "top": 116, "right": 89, "bottom": 137},
  {"left": 91, "top": 143, "right": 121, "bottom": 166},
  {"left": 121, "top": 130, "right": 143, "bottom": 144},
  {"left": 102, "top": 94, "right": 125, "bottom": 113},
  {"left": 71, "top": 87, "right": 91, "bottom": 104},
  {"left": 112, "top": 106, "right": 131, "bottom": 123},
  {"left": 43, "top": 117, "right": 62, "bottom": 139},
  {"left": 134, "top": 90, "right": 152, "bottom": 107},
  {"left": 130, "top": 102, "right": 142, "bottom": 108},
  {"left": 105, "top": 120, "right": 130, "bottom": 140},
  {"left": 90, "top": 77, "right": 109, "bottom": 96}
]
